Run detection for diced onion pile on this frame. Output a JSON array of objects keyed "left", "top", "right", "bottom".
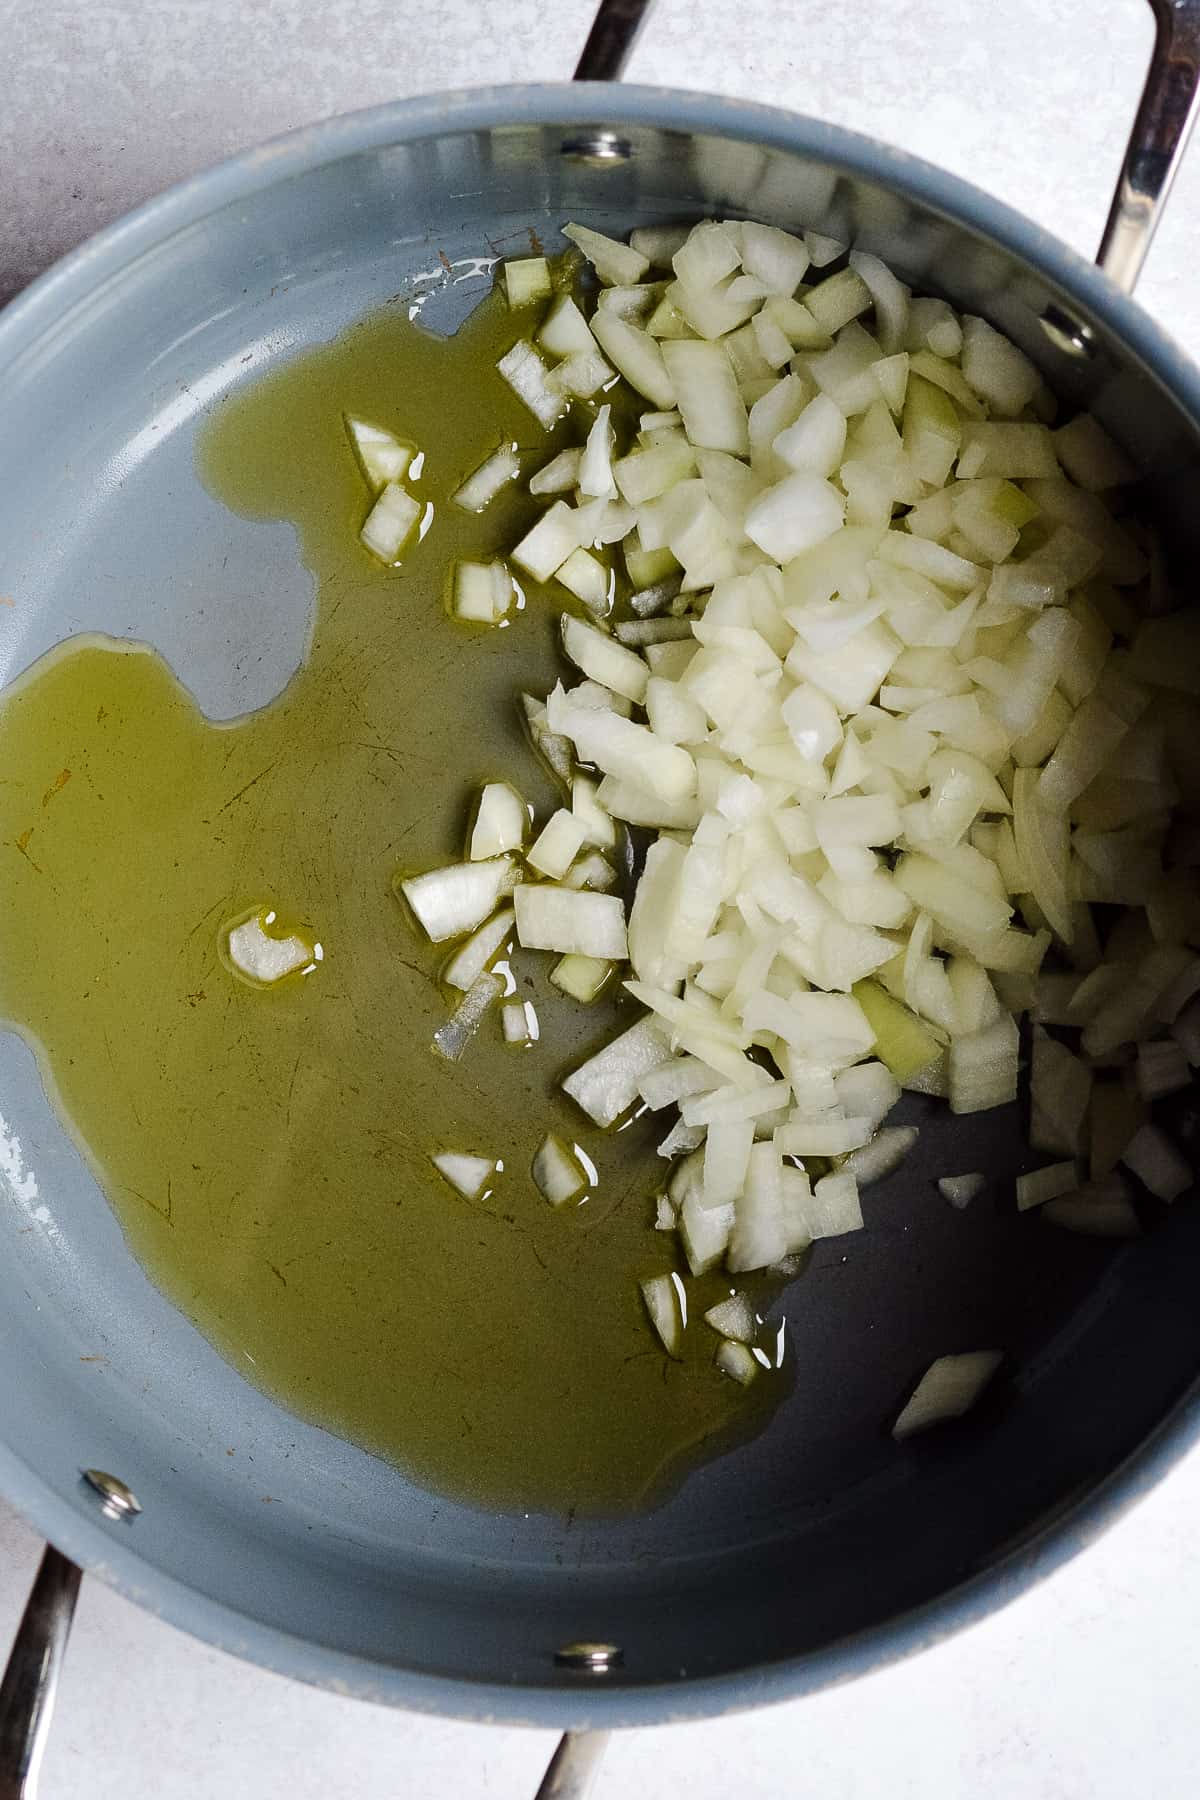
[{"left": 382, "top": 218, "right": 1200, "bottom": 1434}]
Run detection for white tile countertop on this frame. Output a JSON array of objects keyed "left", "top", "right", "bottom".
[{"left": 4, "top": 1, "right": 1200, "bottom": 1795}]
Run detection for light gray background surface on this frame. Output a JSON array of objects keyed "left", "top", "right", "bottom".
[{"left": 3, "top": 0, "right": 1200, "bottom": 1793}]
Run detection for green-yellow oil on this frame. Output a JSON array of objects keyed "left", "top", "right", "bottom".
[{"left": 0, "top": 284, "right": 785, "bottom": 1513}]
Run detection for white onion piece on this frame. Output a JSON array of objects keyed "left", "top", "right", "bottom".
[
  {"left": 640, "top": 1273, "right": 684, "bottom": 1358},
  {"left": 400, "top": 857, "right": 519, "bottom": 944},
  {"left": 704, "top": 1293, "right": 757, "bottom": 1342},
  {"left": 564, "top": 221, "right": 651, "bottom": 286},
  {"left": 470, "top": 783, "right": 527, "bottom": 860},
  {"left": 501, "top": 1000, "right": 535, "bottom": 1045},
  {"left": 1016, "top": 1160, "right": 1079, "bottom": 1210},
  {"left": 843, "top": 1125, "right": 918, "bottom": 1186},
  {"left": 715, "top": 1339, "right": 758, "bottom": 1384},
  {"left": 893, "top": 1351, "right": 1002, "bottom": 1439},
  {"left": 442, "top": 907, "right": 515, "bottom": 993},
  {"left": 453, "top": 443, "right": 520, "bottom": 512},
  {"left": 527, "top": 810, "right": 587, "bottom": 881},
  {"left": 1029, "top": 1028, "right": 1091, "bottom": 1156},
  {"left": 562, "top": 1016, "right": 671, "bottom": 1128},
  {"left": 496, "top": 341, "right": 563, "bottom": 429},
  {"left": 347, "top": 417, "right": 412, "bottom": 486},
  {"left": 432, "top": 1151, "right": 497, "bottom": 1200},
  {"left": 502, "top": 257, "right": 551, "bottom": 307},
  {"left": 533, "top": 1134, "right": 589, "bottom": 1206},
  {"left": 550, "top": 953, "right": 613, "bottom": 1002},
  {"left": 938, "top": 1173, "right": 985, "bottom": 1209},
  {"left": 514, "top": 886, "right": 627, "bottom": 959},
  {"left": 361, "top": 483, "right": 421, "bottom": 563},
  {"left": 226, "top": 913, "right": 315, "bottom": 986}
]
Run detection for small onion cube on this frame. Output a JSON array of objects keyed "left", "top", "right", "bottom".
[
  {"left": 442, "top": 906, "right": 515, "bottom": 992},
  {"left": 399, "top": 856, "right": 519, "bottom": 944},
  {"left": 453, "top": 560, "right": 512, "bottom": 623},
  {"left": 1042, "top": 1178, "right": 1141, "bottom": 1237},
  {"left": 893, "top": 1350, "right": 1002, "bottom": 1439},
  {"left": 640, "top": 1272, "right": 684, "bottom": 1358},
  {"left": 469, "top": 783, "right": 528, "bottom": 860},
  {"left": 452, "top": 443, "right": 520, "bottom": 512},
  {"left": 704, "top": 1293, "right": 757, "bottom": 1343},
  {"left": 512, "top": 501, "right": 581, "bottom": 582},
  {"left": 1016, "top": 1160, "right": 1079, "bottom": 1211},
  {"left": 562, "top": 616, "right": 648, "bottom": 703},
  {"left": 533, "top": 1134, "right": 589, "bottom": 1207},
  {"left": 715, "top": 1339, "right": 758, "bottom": 1385},
  {"left": 562, "top": 1016, "right": 671, "bottom": 1127},
  {"left": 432, "top": 1151, "right": 497, "bottom": 1200},
  {"left": 347, "top": 417, "right": 412, "bottom": 486},
  {"left": 226, "top": 912, "right": 315, "bottom": 986},
  {"left": 538, "top": 295, "right": 597, "bottom": 359},
  {"left": 501, "top": 1000, "right": 533, "bottom": 1044},
  {"left": 843, "top": 1124, "right": 918, "bottom": 1186},
  {"left": 563, "top": 221, "right": 650, "bottom": 286},
  {"left": 527, "top": 809, "right": 588, "bottom": 880},
  {"left": 360, "top": 483, "right": 421, "bottom": 563},
  {"left": 550, "top": 953, "right": 614, "bottom": 1002},
  {"left": 938, "top": 1172, "right": 986, "bottom": 1209},
  {"left": 514, "top": 886, "right": 627, "bottom": 959},
  {"left": 496, "top": 341, "right": 564, "bottom": 429},
  {"left": 502, "top": 256, "right": 551, "bottom": 308}
]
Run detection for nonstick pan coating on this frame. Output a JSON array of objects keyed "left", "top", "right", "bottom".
[{"left": 2, "top": 86, "right": 1200, "bottom": 1726}]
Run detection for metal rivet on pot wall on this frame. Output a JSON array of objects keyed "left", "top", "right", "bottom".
[
  {"left": 1040, "top": 303, "right": 1099, "bottom": 360},
  {"left": 555, "top": 1641, "right": 623, "bottom": 1672},
  {"left": 81, "top": 1469, "right": 142, "bottom": 1523},
  {"left": 560, "top": 130, "right": 633, "bottom": 165}
]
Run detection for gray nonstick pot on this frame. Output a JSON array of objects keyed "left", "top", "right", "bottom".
[{"left": 2, "top": 1, "right": 1200, "bottom": 1795}]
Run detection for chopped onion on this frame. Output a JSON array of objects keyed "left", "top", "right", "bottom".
[
  {"left": 704, "top": 1293, "right": 757, "bottom": 1342},
  {"left": 432, "top": 1151, "right": 497, "bottom": 1200},
  {"left": 226, "top": 911, "right": 315, "bottom": 986},
  {"left": 347, "top": 417, "right": 413, "bottom": 486},
  {"left": 527, "top": 809, "right": 587, "bottom": 880},
  {"left": 562, "top": 1016, "right": 671, "bottom": 1128},
  {"left": 361, "top": 483, "right": 421, "bottom": 563},
  {"left": 843, "top": 1124, "right": 918, "bottom": 1186},
  {"left": 400, "top": 856, "right": 519, "bottom": 943},
  {"left": 640, "top": 1272, "right": 685, "bottom": 1357},
  {"left": 394, "top": 222, "right": 1197, "bottom": 1364},
  {"left": 564, "top": 221, "right": 650, "bottom": 286},
  {"left": 452, "top": 560, "right": 512, "bottom": 624},
  {"left": 502, "top": 256, "right": 551, "bottom": 308},
  {"left": 469, "top": 783, "right": 528, "bottom": 860},
  {"left": 501, "top": 1000, "right": 535, "bottom": 1045},
  {"left": 533, "top": 1134, "right": 589, "bottom": 1206},
  {"left": 496, "top": 341, "right": 564, "bottom": 430},
  {"left": 550, "top": 952, "right": 613, "bottom": 1002},
  {"left": 442, "top": 906, "right": 515, "bottom": 992},
  {"left": 893, "top": 1350, "right": 1002, "bottom": 1438},
  {"left": 715, "top": 1338, "right": 758, "bottom": 1384},
  {"left": 1029, "top": 1028, "right": 1091, "bottom": 1155},
  {"left": 938, "top": 1172, "right": 985, "bottom": 1208},
  {"left": 1016, "top": 1160, "right": 1079, "bottom": 1211},
  {"left": 514, "top": 886, "right": 627, "bottom": 959},
  {"left": 453, "top": 443, "right": 520, "bottom": 512}
]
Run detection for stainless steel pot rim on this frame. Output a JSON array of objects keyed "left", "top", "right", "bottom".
[{"left": 2, "top": 80, "right": 1200, "bottom": 1727}]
